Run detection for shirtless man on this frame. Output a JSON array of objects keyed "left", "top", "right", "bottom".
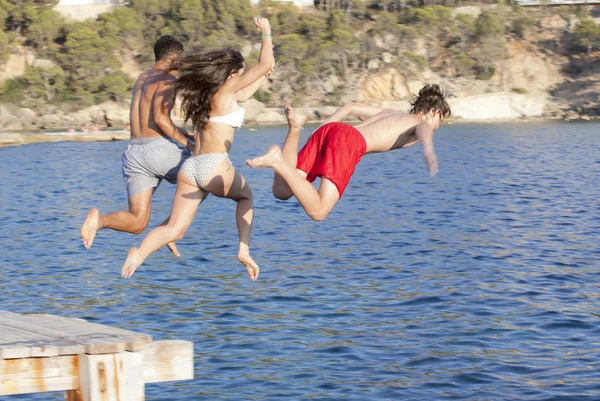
[
  {"left": 81, "top": 35, "right": 194, "bottom": 254},
  {"left": 246, "top": 84, "right": 451, "bottom": 221}
]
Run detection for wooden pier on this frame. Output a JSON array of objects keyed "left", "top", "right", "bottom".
[{"left": 0, "top": 310, "right": 193, "bottom": 400}]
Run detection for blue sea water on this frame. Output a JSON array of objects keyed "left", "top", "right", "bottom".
[{"left": 1, "top": 121, "right": 599, "bottom": 400}]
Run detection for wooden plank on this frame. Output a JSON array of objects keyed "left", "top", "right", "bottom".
[
  {"left": 77, "top": 352, "right": 144, "bottom": 401},
  {"left": 142, "top": 340, "right": 194, "bottom": 383},
  {"left": 0, "top": 341, "right": 194, "bottom": 396},
  {"left": 37, "top": 314, "right": 151, "bottom": 352},
  {"left": 0, "top": 355, "right": 79, "bottom": 395},
  {"left": 0, "top": 311, "right": 134, "bottom": 355},
  {"left": 0, "top": 325, "right": 83, "bottom": 359}
]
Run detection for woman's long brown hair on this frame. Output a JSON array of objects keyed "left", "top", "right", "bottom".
[{"left": 174, "top": 49, "right": 244, "bottom": 130}]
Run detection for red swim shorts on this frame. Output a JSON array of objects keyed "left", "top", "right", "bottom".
[{"left": 296, "top": 122, "right": 367, "bottom": 198}]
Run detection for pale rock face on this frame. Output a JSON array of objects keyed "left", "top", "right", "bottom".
[
  {"left": 15, "top": 108, "right": 37, "bottom": 126},
  {"left": 382, "top": 52, "right": 394, "bottom": 64},
  {"left": 240, "top": 99, "right": 267, "bottom": 123},
  {"left": 86, "top": 105, "right": 107, "bottom": 125},
  {"left": 100, "top": 102, "right": 129, "bottom": 126},
  {"left": 0, "top": 105, "right": 17, "bottom": 125},
  {"left": 0, "top": 49, "right": 27, "bottom": 83},
  {"left": 39, "top": 114, "right": 63, "bottom": 128},
  {"left": 359, "top": 70, "right": 411, "bottom": 102},
  {"left": 540, "top": 14, "right": 568, "bottom": 30},
  {"left": 367, "top": 59, "right": 380, "bottom": 70},
  {"left": 32, "top": 59, "right": 58, "bottom": 70},
  {"left": 255, "top": 110, "right": 286, "bottom": 124},
  {"left": 452, "top": 6, "right": 481, "bottom": 18},
  {"left": 449, "top": 93, "right": 546, "bottom": 120}
]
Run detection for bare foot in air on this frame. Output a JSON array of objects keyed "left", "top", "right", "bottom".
[
  {"left": 285, "top": 105, "right": 307, "bottom": 130},
  {"left": 81, "top": 208, "right": 100, "bottom": 248},
  {"left": 238, "top": 252, "right": 259, "bottom": 281},
  {"left": 167, "top": 242, "right": 181, "bottom": 257},
  {"left": 246, "top": 145, "right": 284, "bottom": 169},
  {"left": 121, "top": 247, "right": 143, "bottom": 279}
]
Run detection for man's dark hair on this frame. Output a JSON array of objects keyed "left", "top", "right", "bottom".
[
  {"left": 154, "top": 35, "right": 184, "bottom": 62},
  {"left": 410, "top": 84, "right": 451, "bottom": 119}
]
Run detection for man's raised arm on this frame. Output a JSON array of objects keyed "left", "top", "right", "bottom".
[
  {"left": 416, "top": 122, "right": 438, "bottom": 177},
  {"left": 324, "top": 103, "right": 385, "bottom": 123},
  {"left": 153, "top": 81, "right": 194, "bottom": 151}
]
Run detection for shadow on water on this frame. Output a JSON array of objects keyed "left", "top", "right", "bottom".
[{"left": 1, "top": 121, "right": 600, "bottom": 400}]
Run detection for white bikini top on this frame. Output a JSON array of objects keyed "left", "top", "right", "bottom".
[{"left": 209, "top": 107, "right": 245, "bottom": 129}]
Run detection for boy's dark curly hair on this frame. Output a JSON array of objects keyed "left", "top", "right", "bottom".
[{"left": 409, "top": 84, "right": 451, "bottom": 119}]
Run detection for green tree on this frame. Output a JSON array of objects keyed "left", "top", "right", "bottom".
[
  {"left": 4, "top": 0, "right": 58, "bottom": 34},
  {"left": 453, "top": 13, "right": 476, "bottom": 55},
  {"left": 23, "top": 65, "right": 66, "bottom": 103},
  {"left": 474, "top": 10, "right": 506, "bottom": 76},
  {"left": 98, "top": 6, "right": 143, "bottom": 45},
  {"left": 573, "top": 19, "right": 600, "bottom": 55},
  {"left": 99, "top": 72, "right": 132, "bottom": 103},
  {"left": 332, "top": 27, "right": 358, "bottom": 76},
  {"left": 26, "top": 10, "right": 64, "bottom": 56},
  {"left": 58, "top": 23, "right": 119, "bottom": 104},
  {"left": 278, "top": 33, "right": 309, "bottom": 69},
  {"left": 178, "top": 0, "right": 206, "bottom": 47}
]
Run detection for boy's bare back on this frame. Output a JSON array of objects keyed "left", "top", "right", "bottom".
[{"left": 356, "top": 111, "right": 426, "bottom": 154}]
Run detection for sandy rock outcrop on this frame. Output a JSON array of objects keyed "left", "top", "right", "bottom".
[
  {"left": 449, "top": 93, "right": 546, "bottom": 120},
  {"left": 15, "top": 108, "right": 37, "bottom": 126},
  {"left": 98, "top": 102, "right": 129, "bottom": 126},
  {"left": 255, "top": 109, "right": 286, "bottom": 124},
  {"left": 241, "top": 99, "right": 267, "bottom": 123},
  {"left": 359, "top": 69, "right": 411, "bottom": 102}
]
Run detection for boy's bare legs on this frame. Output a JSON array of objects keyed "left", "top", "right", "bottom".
[
  {"left": 203, "top": 161, "right": 259, "bottom": 281},
  {"left": 272, "top": 105, "right": 308, "bottom": 200},
  {"left": 247, "top": 147, "right": 339, "bottom": 221},
  {"left": 80, "top": 189, "right": 181, "bottom": 255},
  {"left": 121, "top": 176, "right": 205, "bottom": 279}
]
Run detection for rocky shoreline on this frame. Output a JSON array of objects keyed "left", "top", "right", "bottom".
[{"left": 1, "top": 94, "right": 597, "bottom": 148}]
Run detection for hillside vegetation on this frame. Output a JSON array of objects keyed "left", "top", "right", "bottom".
[{"left": 0, "top": 0, "right": 599, "bottom": 118}]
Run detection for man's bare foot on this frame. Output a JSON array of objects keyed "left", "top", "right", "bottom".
[
  {"left": 285, "top": 105, "right": 307, "bottom": 130},
  {"left": 81, "top": 208, "right": 101, "bottom": 248},
  {"left": 238, "top": 252, "right": 259, "bottom": 281},
  {"left": 121, "top": 247, "right": 143, "bottom": 279},
  {"left": 167, "top": 242, "right": 181, "bottom": 257},
  {"left": 246, "top": 145, "right": 284, "bottom": 169}
]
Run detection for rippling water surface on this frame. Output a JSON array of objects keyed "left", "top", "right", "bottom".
[{"left": 1, "top": 121, "right": 600, "bottom": 400}]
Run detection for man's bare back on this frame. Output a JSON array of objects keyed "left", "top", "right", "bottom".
[{"left": 130, "top": 69, "right": 177, "bottom": 140}]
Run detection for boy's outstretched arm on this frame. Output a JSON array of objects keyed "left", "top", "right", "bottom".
[
  {"left": 416, "top": 122, "right": 438, "bottom": 177},
  {"left": 325, "top": 103, "right": 385, "bottom": 123}
]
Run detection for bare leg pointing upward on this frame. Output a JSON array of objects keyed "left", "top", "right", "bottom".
[{"left": 272, "top": 105, "right": 308, "bottom": 200}]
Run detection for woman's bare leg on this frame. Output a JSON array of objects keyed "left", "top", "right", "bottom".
[
  {"left": 247, "top": 146, "right": 339, "bottom": 221},
  {"left": 121, "top": 174, "right": 205, "bottom": 279},
  {"left": 272, "top": 105, "right": 308, "bottom": 200},
  {"left": 203, "top": 160, "right": 259, "bottom": 281}
]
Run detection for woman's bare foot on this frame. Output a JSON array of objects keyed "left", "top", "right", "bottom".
[
  {"left": 167, "top": 242, "right": 181, "bottom": 257},
  {"left": 285, "top": 105, "right": 307, "bottom": 130},
  {"left": 246, "top": 145, "right": 284, "bottom": 169},
  {"left": 238, "top": 252, "right": 259, "bottom": 281},
  {"left": 81, "top": 208, "right": 101, "bottom": 248},
  {"left": 121, "top": 247, "right": 143, "bottom": 279}
]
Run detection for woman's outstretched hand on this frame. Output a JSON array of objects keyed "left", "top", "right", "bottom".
[{"left": 254, "top": 16, "right": 271, "bottom": 35}]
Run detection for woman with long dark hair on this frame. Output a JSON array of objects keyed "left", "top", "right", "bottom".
[{"left": 121, "top": 17, "right": 274, "bottom": 281}]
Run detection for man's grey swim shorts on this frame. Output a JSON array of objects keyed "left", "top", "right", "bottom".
[{"left": 122, "top": 137, "right": 190, "bottom": 198}]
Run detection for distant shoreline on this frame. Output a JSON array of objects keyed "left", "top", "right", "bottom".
[{"left": 1, "top": 118, "right": 598, "bottom": 148}]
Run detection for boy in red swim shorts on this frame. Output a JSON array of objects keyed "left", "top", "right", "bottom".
[{"left": 247, "top": 84, "right": 451, "bottom": 221}]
